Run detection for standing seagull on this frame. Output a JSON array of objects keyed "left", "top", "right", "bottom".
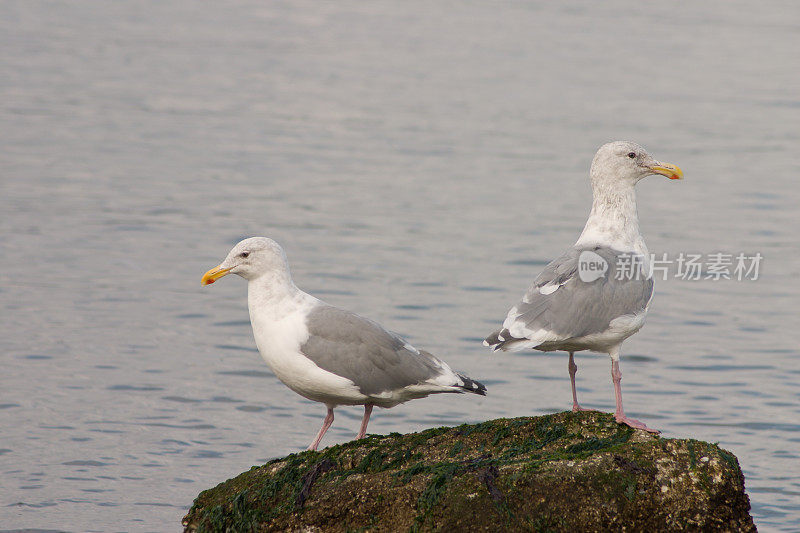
[
  {"left": 484, "top": 141, "right": 682, "bottom": 433},
  {"left": 202, "top": 237, "right": 486, "bottom": 451}
]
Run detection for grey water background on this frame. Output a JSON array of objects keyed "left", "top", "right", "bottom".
[{"left": 1, "top": 1, "right": 798, "bottom": 530}]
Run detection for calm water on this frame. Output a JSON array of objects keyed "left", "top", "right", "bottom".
[{"left": 2, "top": 1, "right": 799, "bottom": 531}]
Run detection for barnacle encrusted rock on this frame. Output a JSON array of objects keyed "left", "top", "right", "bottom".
[{"left": 182, "top": 411, "right": 755, "bottom": 532}]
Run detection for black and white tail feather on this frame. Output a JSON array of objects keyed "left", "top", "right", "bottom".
[
  {"left": 483, "top": 329, "right": 526, "bottom": 352},
  {"left": 457, "top": 373, "right": 487, "bottom": 396}
]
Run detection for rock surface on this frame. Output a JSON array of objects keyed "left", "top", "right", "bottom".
[{"left": 182, "top": 411, "right": 755, "bottom": 532}]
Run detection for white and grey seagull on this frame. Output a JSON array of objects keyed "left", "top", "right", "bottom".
[
  {"left": 485, "top": 141, "right": 683, "bottom": 433},
  {"left": 202, "top": 237, "right": 486, "bottom": 451}
]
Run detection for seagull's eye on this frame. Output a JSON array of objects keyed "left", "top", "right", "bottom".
[
  {"left": 240, "top": 252, "right": 249, "bottom": 258},
  {"left": 627, "top": 152, "right": 636, "bottom": 159}
]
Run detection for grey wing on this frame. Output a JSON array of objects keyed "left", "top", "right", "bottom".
[
  {"left": 300, "top": 305, "right": 452, "bottom": 395},
  {"left": 485, "top": 246, "right": 654, "bottom": 349}
]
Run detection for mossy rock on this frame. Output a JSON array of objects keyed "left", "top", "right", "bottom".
[{"left": 182, "top": 411, "right": 755, "bottom": 532}]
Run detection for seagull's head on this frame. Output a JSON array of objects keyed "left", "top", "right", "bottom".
[
  {"left": 590, "top": 141, "right": 683, "bottom": 186},
  {"left": 202, "top": 237, "right": 289, "bottom": 285}
]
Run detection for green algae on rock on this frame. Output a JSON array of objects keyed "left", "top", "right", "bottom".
[{"left": 182, "top": 411, "right": 755, "bottom": 532}]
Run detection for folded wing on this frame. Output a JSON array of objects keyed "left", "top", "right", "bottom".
[{"left": 485, "top": 246, "right": 654, "bottom": 351}]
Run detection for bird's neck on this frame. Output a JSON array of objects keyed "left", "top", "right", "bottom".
[
  {"left": 575, "top": 181, "right": 646, "bottom": 254},
  {"left": 247, "top": 271, "right": 314, "bottom": 320}
]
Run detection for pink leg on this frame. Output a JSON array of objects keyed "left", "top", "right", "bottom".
[
  {"left": 611, "top": 359, "right": 659, "bottom": 434},
  {"left": 307, "top": 407, "right": 335, "bottom": 451},
  {"left": 356, "top": 404, "right": 373, "bottom": 440},
  {"left": 568, "top": 352, "right": 593, "bottom": 412}
]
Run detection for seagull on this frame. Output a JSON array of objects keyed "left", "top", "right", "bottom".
[
  {"left": 202, "top": 237, "right": 486, "bottom": 451},
  {"left": 484, "top": 141, "right": 683, "bottom": 433}
]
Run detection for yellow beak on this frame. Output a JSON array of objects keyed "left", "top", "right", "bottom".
[
  {"left": 649, "top": 161, "right": 684, "bottom": 180},
  {"left": 201, "top": 265, "right": 231, "bottom": 286}
]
